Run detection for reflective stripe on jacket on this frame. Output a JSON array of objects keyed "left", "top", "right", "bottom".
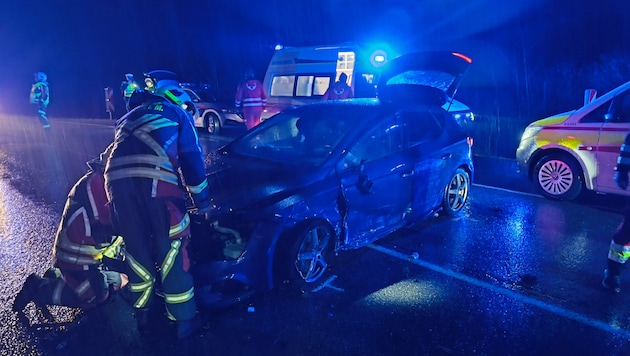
[
  {"left": 235, "top": 80, "right": 267, "bottom": 108},
  {"left": 616, "top": 133, "right": 630, "bottom": 173},
  {"left": 30, "top": 81, "right": 50, "bottom": 105},
  {"left": 104, "top": 96, "right": 210, "bottom": 210},
  {"left": 53, "top": 171, "right": 113, "bottom": 270}
]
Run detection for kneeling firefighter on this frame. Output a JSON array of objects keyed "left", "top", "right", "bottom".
[
  {"left": 102, "top": 71, "right": 211, "bottom": 339},
  {"left": 13, "top": 158, "right": 127, "bottom": 312}
]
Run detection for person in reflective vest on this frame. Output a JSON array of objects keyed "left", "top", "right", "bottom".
[
  {"left": 235, "top": 68, "right": 267, "bottom": 130},
  {"left": 322, "top": 72, "right": 353, "bottom": 101},
  {"left": 603, "top": 132, "right": 630, "bottom": 293},
  {"left": 120, "top": 73, "right": 139, "bottom": 112},
  {"left": 12, "top": 157, "right": 127, "bottom": 312},
  {"left": 30, "top": 71, "right": 50, "bottom": 129},
  {"left": 103, "top": 73, "right": 210, "bottom": 339}
]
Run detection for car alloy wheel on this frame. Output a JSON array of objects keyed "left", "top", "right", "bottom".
[
  {"left": 275, "top": 220, "right": 337, "bottom": 292},
  {"left": 443, "top": 168, "right": 470, "bottom": 216},
  {"left": 293, "top": 222, "right": 333, "bottom": 283}
]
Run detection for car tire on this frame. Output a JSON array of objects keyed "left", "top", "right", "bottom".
[
  {"left": 205, "top": 113, "right": 221, "bottom": 135},
  {"left": 533, "top": 154, "right": 583, "bottom": 200},
  {"left": 275, "top": 219, "right": 337, "bottom": 294},
  {"left": 442, "top": 168, "right": 470, "bottom": 216}
]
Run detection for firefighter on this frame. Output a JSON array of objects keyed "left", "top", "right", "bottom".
[
  {"left": 322, "top": 72, "right": 353, "bottom": 101},
  {"left": 12, "top": 157, "right": 127, "bottom": 312},
  {"left": 30, "top": 71, "right": 50, "bottom": 129},
  {"left": 603, "top": 132, "right": 630, "bottom": 293},
  {"left": 103, "top": 73, "right": 210, "bottom": 339},
  {"left": 235, "top": 68, "right": 267, "bottom": 130},
  {"left": 120, "top": 73, "right": 139, "bottom": 112}
]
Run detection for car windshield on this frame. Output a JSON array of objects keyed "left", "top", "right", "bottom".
[{"left": 229, "top": 105, "right": 374, "bottom": 166}]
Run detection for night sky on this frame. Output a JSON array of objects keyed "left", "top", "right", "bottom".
[{"left": 1, "top": 0, "right": 628, "bottom": 118}]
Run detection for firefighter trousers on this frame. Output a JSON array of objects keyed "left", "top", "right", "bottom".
[{"left": 109, "top": 186, "right": 196, "bottom": 322}]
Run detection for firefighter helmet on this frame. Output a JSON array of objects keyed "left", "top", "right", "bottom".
[
  {"left": 144, "top": 70, "right": 197, "bottom": 117},
  {"left": 35, "top": 72, "right": 47, "bottom": 82}
]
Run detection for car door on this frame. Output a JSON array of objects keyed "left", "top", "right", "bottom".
[
  {"left": 402, "top": 110, "right": 450, "bottom": 219},
  {"left": 339, "top": 117, "right": 413, "bottom": 247},
  {"left": 595, "top": 90, "right": 630, "bottom": 193}
]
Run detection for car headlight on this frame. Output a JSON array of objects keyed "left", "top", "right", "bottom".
[{"left": 520, "top": 125, "right": 543, "bottom": 141}]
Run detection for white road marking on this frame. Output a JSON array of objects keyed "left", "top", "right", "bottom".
[
  {"left": 368, "top": 243, "right": 630, "bottom": 339},
  {"left": 312, "top": 275, "right": 345, "bottom": 292},
  {"left": 473, "top": 183, "right": 542, "bottom": 198}
]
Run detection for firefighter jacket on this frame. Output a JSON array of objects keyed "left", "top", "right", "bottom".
[
  {"left": 322, "top": 81, "right": 353, "bottom": 101},
  {"left": 235, "top": 79, "right": 267, "bottom": 110},
  {"left": 616, "top": 132, "right": 630, "bottom": 174},
  {"left": 30, "top": 81, "right": 50, "bottom": 105},
  {"left": 53, "top": 170, "right": 113, "bottom": 271},
  {"left": 104, "top": 96, "right": 210, "bottom": 219}
]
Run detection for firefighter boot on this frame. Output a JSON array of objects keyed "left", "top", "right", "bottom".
[
  {"left": 176, "top": 313, "right": 208, "bottom": 339},
  {"left": 135, "top": 308, "right": 152, "bottom": 337},
  {"left": 602, "top": 260, "right": 623, "bottom": 293},
  {"left": 13, "top": 273, "right": 43, "bottom": 312}
]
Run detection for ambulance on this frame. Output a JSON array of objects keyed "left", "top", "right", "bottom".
[
  {"left": 260, "top": 43, "right": 384, "bottom": 121},
  {"left": 516, "top": 81, "right": 630, "bottom": 200},
  {"left": 261, "top": 43, "right": 475, "bottom": 131}
]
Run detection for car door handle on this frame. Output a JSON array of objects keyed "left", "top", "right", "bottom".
[
  {"left": 401, "top": 170, "right": 415, "bottom": 178},
  {"left": 441, "top": 153, "right": 452, "bottom": 160}
]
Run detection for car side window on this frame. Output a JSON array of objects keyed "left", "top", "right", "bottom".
[
  {"left": 580, "top": 98, "right": 611, "bottom": 123},
  {"left": 607, "top": 92, "right": 630, "bottom": 123},
  {"left": 400, "top": 111, "right": 444, "bottom": 146},
  {"left": 347, "top": 119, "right": 404, "bottom": 163}
]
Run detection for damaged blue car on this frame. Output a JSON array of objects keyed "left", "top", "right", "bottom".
[{"left": 190, "top": 51, "right": 475, "bottom": 308}]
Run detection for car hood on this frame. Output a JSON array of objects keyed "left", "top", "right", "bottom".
[
  {"left": 205, "top": 154, "right": 323, "bottom": 215},
  {"left": 378, "top": 51, "right": 472, "bottom": 105}
]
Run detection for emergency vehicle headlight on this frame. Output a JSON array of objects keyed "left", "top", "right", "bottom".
[{"left": 520, "top": 126, "right": 543, "bottom": 141}]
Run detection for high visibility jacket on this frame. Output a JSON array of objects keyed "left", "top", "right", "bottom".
[
  {"left": 322, "top": 81, "right": 353, "bottom": 101},
  {"left": 104, "top": 96, "right": 210, "bottom": 220},
  {"left": 30, "top": 81, "right": 50, "bottom": 105},
  {"left": 235, "top": 79, "right": 267, "bottom": 109},
  {"left": 616, "top": 133, "right": 630, "bottom": 174},
  {"left": 53, "top": 170, "right": 113, "bottom": 271}
]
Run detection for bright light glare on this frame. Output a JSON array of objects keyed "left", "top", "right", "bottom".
[
  {"left": 274, "top": 44, "right": 284, "bottom": 51},
  {"left": 357, "top": 279, "right": 443, "bottom": 307}
]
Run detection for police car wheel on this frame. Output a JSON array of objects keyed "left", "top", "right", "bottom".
[
  {"left": 534, "top": 154, "right": 584, "bottom": 200},
  {"left": 205, "top": 113, "right": 221, "bottom": 135}
]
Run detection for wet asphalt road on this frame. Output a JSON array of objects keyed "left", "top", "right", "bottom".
[{"left": 1, "top": 115, "right": 630, "bottom": 355}]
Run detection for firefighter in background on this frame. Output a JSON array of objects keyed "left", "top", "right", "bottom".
[
  {"left": 120, "top": 73, "right": 139, "bottom": 112},
  {"left": 322, "top": 72, "right": 353, "bottom": 101},
  {"left": 30, "top": 71, "right": 50, "bottom": 129},
  {"left": 12, "top": 157, "right": 127, "bottom": 312},
  {"left": 235, "top": 68, "right": 267, "bottom": 130},
  {"left": 103, "top": 73, "right": 210, "bottom": 339},
  {"left": 603, "top": 131, "right": 630, "bottom": 293}
]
